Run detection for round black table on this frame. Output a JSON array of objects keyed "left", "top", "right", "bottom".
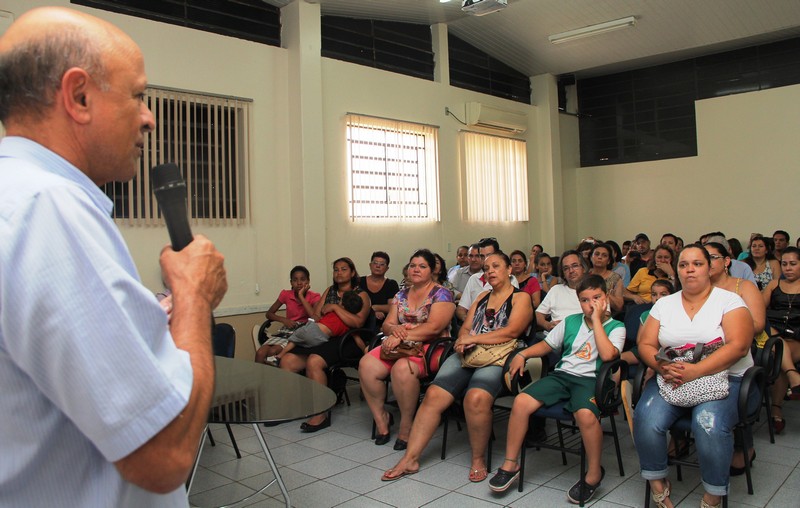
[{"left": 188, "top": 356, "right": 337, "bottom": 507}]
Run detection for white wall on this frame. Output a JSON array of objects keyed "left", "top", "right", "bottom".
[
  {"left": 2, "top": 1, "right": 544, "bottom": 315},
  {"left": 562, "top": 84, "right": 800, "bottom": 247},
  {"left": 8, "top": 2, "right": 797, "bottom": 318},
  {"left": 320, "top": 58, "right": 542, "bottom": 281}
]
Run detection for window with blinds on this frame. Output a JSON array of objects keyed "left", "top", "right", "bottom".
[
  {"left": 460, "top": 131, "right": 528, "bottom": 222},
  {"left": 346, "top": 114, "right": 440, "bottom": 222},
  {"left": 104, "top": 86, "right": 251, "bottom": 225}
]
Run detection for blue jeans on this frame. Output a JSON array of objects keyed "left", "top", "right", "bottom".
[{"left": 634, "top": 376, "right": 748, "bottom": 496}]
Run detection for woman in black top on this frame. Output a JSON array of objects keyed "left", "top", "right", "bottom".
[
  {"left": 360, "top": 251, "right": 400, "bottom": 329},
  {"left": 763, "top": 247, "right": 800, "bottom": 432}
]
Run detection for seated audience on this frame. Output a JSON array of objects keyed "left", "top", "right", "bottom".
[
  {"left": 360, "top": 251, "right": 400, "bottom": 329},
  {"left": 589, "top": 242, "right": 624, "bottom": 312},
  {"left": 489, "top": 275, "right": 625, "bottom": 504},
  {"left": 704, "top": 233, "right": 757, "bottom": 284},
  {"left": 255, "top": 266, "right": 321, "bottom": 363},
  {"left": 527, "top": 244, "right": 544, "bottom": 274},
  {"left": 535, "top": 252, "right": 561, "bottom": 298},
  {"left": 621, "top": 240, "right": 632, "bottom": 259},
  {"left": 451, "top": 243, "right": 482, "bottom": 294},
  {"left": 276, "top": 290, "right": 363, "bottom": 361},
  {"left": 749, "top": 234, "right": 781, "bottom": 290},
  {"left": 773, "top": 230, "right": 790, "bottom": 260},
  {"left": 510, "top": 249, "right": 542, "bottom": 310},
  {"left": 577, "top": 240, "right": 596, "bottom": 261},
  {"left": 634, "top": 244, "right": 754, "bottom": 508},
  {"left": 359, "top": 249, "right": 455, "bottom": 450},
  {"left": 434, "top": 252, "right": 459, "bottom": 299},
  {"left": 279, "top": 257, "right": 371, "bottom": 431},
  {"left": 457, "top": 238, "right": 518, "bottom": 322},
  {"left": 660, "top": 233, "right": 678, "bottom": 252},
  {"left": 727, "top": 237, "right": 744, "bottom": 260},
  {"left": 536, "top": 250, "right": 587, "bottom": 335},
  {"left": 620, "top": 279, "right": 675, "bottom": 372},
  {"left": 628, "top": 233, "right": 655, "bottom": 274},
  {"left": 764, "top": 247, "right": 800, "bottom": 433},
  {"left": 624, "top": 245, "right": 676, "bottom": 304},
  {"left": 705, "top": 241, "right": 765, "bottom": 473},
  {"left": 381, "top": 252, "right": 531, "bottom": 482},
  {"left": 606, "top": 240, "right": 631, "bottom": 287},
  {"left": 447, "top": 245, "right": 469, "bottom": 281}
]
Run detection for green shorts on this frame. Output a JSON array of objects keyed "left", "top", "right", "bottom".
[{"left": 521, "top": 370, "right": 601, "bottom": 417}]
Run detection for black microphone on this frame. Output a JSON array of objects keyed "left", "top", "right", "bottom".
[{"left": 151, "top": 163, "right": 193, "bottom": 251}]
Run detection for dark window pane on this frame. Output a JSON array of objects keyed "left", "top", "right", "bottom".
[
  {"left": 71, "top": 0, "right": 280, "bottom": 46},
  {"left": 322, "top": 16, "right": 434, "bottom": 81}
]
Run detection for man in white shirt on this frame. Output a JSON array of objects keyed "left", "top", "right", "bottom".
[
  {"left": 451, "top": 243, "right": 483, "bottom": 294},
  {"left": 456, "top": 238, "right": 519, "bottom": 322},
  {"left": 536, "top": 250, "right": 588, "bottom": 335}
]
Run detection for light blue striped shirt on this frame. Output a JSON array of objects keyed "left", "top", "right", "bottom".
[{"left": 0, "top": 137, "right": 192, "bottom": 507}]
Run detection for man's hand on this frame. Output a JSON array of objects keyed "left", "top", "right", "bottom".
[{"left": 160, "top": 235, "right": 227, "bottom": 310}]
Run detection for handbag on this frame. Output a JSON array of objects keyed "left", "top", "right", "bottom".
[
  {"left": 379, "top": 340, "right": 424, "bottom": 362},
  {"left": 656, "top": 337, "right": 729, "bottom": 407},
  {"left": 461, "top": 339, "right": 518, "bottom": 368}
]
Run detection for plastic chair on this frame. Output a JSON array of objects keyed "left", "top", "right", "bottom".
[
  {"left": 327, "top": 310, "right": 380, "bottom": 406},
  {"left": 489, "top": 351, "right": 627, "bottom": 505},
  {"left": 632, "top": 363, "right": 765, "bottom": 507},
  {"left": 753, "top": 334, "right": 783, "bottom": 443},
  {"left": 208, "top": 323, "right": 241, "bottom": 459}
]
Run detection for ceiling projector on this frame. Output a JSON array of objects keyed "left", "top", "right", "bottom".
[{"left": 462, "top": 0, "right": 508, "bottom": 16}]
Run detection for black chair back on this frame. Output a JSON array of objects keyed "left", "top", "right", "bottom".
[{"left": 212, "top": 323, "right": 236, "bottom": 358}]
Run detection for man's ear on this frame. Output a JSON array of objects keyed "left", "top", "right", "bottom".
[{"left": 60, "top": 67, "right": 92, "bottom": 124}]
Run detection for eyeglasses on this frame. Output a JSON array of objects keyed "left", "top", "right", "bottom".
[
  {"left": 370, "top": 261, "right": 387, "bottom": 267},
  {"left": 708, "top": 254, "right": 724, "bottom": 261},
  {"left": 563, "top": 263, "right": 583, "bottom": 272}
]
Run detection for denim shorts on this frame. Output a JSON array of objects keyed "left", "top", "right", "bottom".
[{"left": 430, "top": 354, "right": 505, "bottom": 399}]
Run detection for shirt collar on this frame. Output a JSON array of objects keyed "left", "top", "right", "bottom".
[{"left": 0, "top": 136, "right": 114, "bottom": 216}]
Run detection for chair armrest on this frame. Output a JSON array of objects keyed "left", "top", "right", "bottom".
[
  {"left": 596, "top": 359, "right": 628, "bottom": 414},
  {"left": 756, "top": 335, "right": 784, "bottom": 383},
  {"left": 338, "top": 327, "right": 379, "bottom": 363},
  {"left": 738, "top": 365, "right": 765, "bottom": 423},
  {"left": 367, "top": 333, "right": 385, "bottom": 351},
  {"left": 256, "top": 320, "right": 273, "bottom": 347},
  {"left": 425, "top": 337, "right": 453, "bottom": 375},
  {"left": 503, "top": 349, "right": 548, "bottom": 395}
]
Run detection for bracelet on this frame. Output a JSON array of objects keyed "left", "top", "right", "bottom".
[{"left": 505, "top": 457, "right": 519, "bottom": 463}]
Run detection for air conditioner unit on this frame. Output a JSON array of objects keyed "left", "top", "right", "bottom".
[
  {"left": 465, "top": 102, "right": 527, "bottom": 134},
  {"left": 462, "top": 0, "right": 508, "bottom": 17}
]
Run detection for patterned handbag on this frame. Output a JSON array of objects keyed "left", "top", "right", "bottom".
[{"left": 656, "top": 337, "right": 729, "bottom": 407}]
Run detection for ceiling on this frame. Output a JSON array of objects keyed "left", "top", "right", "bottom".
[{"left": 267, "top": 0, "right": 800, "bottom": 79}]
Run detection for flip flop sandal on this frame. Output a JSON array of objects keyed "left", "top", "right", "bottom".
[
  {"left": 469, "top": 467, "right": 488, "bottom": 483},
  {"left": 380, "top": 468, "right": 419, "bottom": 482}
]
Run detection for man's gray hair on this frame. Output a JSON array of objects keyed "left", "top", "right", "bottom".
[
  {"left": 0, "top": 27, "right": 106, "bottom": 123},
  {"left": 705, "top": 235, "right": 730, "bottom": 252}
]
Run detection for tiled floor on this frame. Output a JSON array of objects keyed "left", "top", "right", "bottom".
[{"left": 189, "top": 378, "right": 800, "bottom": 507}]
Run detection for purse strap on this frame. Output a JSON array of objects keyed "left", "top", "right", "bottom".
[{"left": 690, "top": 342, "right": 705, "bottom": 364}]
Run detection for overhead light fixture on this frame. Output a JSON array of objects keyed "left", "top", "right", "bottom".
[
  {"left": 440, "top": 0, "right": 452, "bottom": 3},
  {"left": 548, "top": 16, "right": 636, "bottom": 44}
]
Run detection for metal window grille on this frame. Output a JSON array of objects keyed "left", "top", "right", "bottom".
[{"left": 346, "top": 114, "right": 439, "bottom": 222}]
